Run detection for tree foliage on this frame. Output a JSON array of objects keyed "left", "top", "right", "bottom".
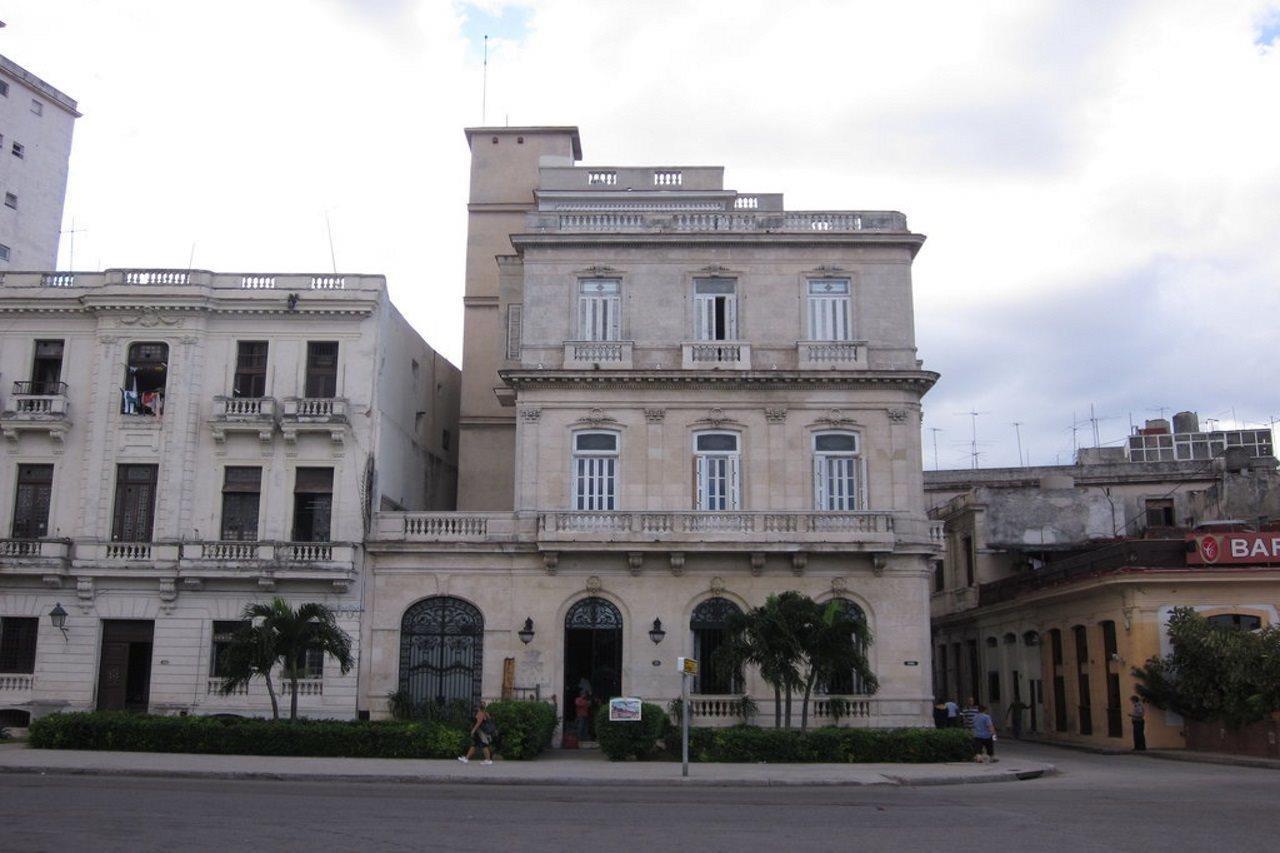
[
  {"left": 1133, "top": 607, "right": 1280, "bottom": 728},
  {"left": 715, "top": 592, "right": 878, "bottom": 731},
  {"left": 218, "top": 597, "right": 354, "bottom": 721}
]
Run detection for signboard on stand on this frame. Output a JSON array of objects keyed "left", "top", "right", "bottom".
[{"left": 608, "top": 697, "right": 642, "bottom": 721}]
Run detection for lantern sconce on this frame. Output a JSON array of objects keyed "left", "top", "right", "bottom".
[
  {"left": 49, "top": 602, "right": 69, "bottom": 641},
  {"left": 649, "top": 618, "right": 666, "bottom": 645},
  {"left": 517, "top": 617, "right": 535, "bottom": 645}
]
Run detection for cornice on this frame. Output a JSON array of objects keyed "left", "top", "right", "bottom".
[
  {"left": 510, "top": 231, "right": 926, "bottom": 254},
  {"left": 498, "top": 368, "right": 940, "bottom": 393}
]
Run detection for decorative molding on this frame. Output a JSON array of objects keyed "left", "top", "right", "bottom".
[
  {"left": 573, "top": 407, "right": 617, "bottom": 428},
  {"left": 791, "top": 553, "right": 807, "bottom": 576},
  {"left": 543, "top": 551, "right": 559, "bottom": 575},
  {"left": 831, "top": 576, "right": 848, "bottom": 593},
  {"left": 257, "top": 573, "right": 276, "bottom": 591},
  {"left": 887, "top": 409, "right": 909, "bottom": 424},
  {"left": 710, "top": 576, "right": 725, "bottom": 594},
  {"left": 159, "top": 578, "right": 178, "bottom": 613},
  {"left": 518, "top": 407, "right": 542, "bottom": 423},
  {"left": 579, "top": 264, "right": 620, "bottom": 276},
  {"left": 643, "top": 408, "right": 667, "bottom": 424},
  {"left": 627, "top": 552, "right": 644, "bottom": 577},
  {"left": 75, "top": 576, "right": 94, "bottom": 611},
  {"left": 818, "top": 409, "right": 856, "bottom": 428},
  {"left": 669, "top": 552, "right": 685, "bottom": 576},
  {"left": 697, "top": 264, "right": 733, "bottom": 275},
  {"left": 180, "top": 577, "right": 203, "bottom": 591},
  {"left": 704, "top": 408, "right": 728, "bottom": 428},
  {"left": 871, "top": 553, "right": 889, "bottom": 576},
  {"left": 749, "top": 552, "right": 766, "bottom": 577},
  {"left": 586, "top": 575, "right": 602, "bottom": 593},
  {"left": 764, "top": 408, "right": 788, "bottom": 424},
  {"left": 42, "top": 575, "right": 64, "bottom": 590},
  {"left": 118, "top": 308, "right": 181, "bottom": 328}
]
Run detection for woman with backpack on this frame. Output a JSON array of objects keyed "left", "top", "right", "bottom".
[{"left": 458, "top": 701, "right": 496, "bottom": 765}]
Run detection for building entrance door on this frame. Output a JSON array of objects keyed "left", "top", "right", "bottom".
[
  {"left": 96, "top": 620, "right": 154, "bottom": 712},
  {"left": 563, "top": 597, "right": 623, "bottom": 738}
]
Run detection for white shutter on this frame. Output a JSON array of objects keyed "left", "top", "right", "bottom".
[
  {"left": 695, "top": 296, "right": 710, "bottom": 341},
  {"left": 857, "top": 457, "right": 868, "bottom": 510},
  {"left": 725, "top": 295, "right": 738, "bottom": 340},
  {"left": 607, "top": 295, "right": 620, "bottom": 341},
  {"left": 695, "top": 456, "right": 707, "bottom": 509},
  {"left": 727, "top": 455, "right": 741, "bottom": 510},
  {"left": 814, "top": 455, "right": 827, "bottom": 510}
]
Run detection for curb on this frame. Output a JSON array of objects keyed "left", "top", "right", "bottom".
[
  {"left": 0, "top": 763, "right": 1054, "bottom": 788},
  {"left": 1134, "top": 751, "right": 1280, "bottom": 772}
]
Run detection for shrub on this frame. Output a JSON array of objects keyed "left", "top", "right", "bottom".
[
  {"left": 28, "top": 712, "right": 466, "bottom": 759},
  {"left": 385, "top": 691, "right": 474, "bottom": 729},
  {"left": 595, "top": 702, "right": 668, "bottom": 760},
  {"left": 485, "top": 700, "right": 557, "bottom": 760},
  {"left": 650, "top": 725, "right": 972, "bottom": 764}
]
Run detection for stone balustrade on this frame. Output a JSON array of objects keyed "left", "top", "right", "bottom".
[
  {"left": 1, "top": 270, "right": 386, "bottom": 294},
  {"left": 0, "top": 674, "right": 34, "bottom": 691},
  {"left": 530, "top": 209, "right": 908, "bottom": 234},
  {"left": 383, "top": 512, "right": 530, "bottom": 542},
  {"left": 681, "top": 341, "right": 751, "bottom": 370},
  {"left": 563, "top": 340, "right": 634, "bottom": 369},
  {"left": 797, "top": 341, "right": 867, "bottom": 369},
  {"left": 213, "top": 396, "right": 278, "bottom": 419},
  {"left": 685, "top": 694, "right": 879, "bottom": 727}
]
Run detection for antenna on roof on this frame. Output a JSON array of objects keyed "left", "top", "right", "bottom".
[
  {"left": 61, "top": 218, "right": 86, "bottom": 271},
  {"left": 1011, "top": 421, "right": 1025, "bottom": 467},
  {"left": 481, "top": 34, "right": 489, "bottom": 125},
  {"left": 324, "top": 211, "right": 338, "bottom": 274},
  {"left": 928, "top": 427, "right": 943, "bottom": 471},
  {"left": 957, "top": 410, "right": 990, "bottom": 470}
]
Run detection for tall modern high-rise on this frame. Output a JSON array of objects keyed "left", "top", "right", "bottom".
[{"left": 0, "top": 54, "right": 78, "bottom": 270}]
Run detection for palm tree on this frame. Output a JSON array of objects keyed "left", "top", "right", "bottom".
[
  {"left": 797, "top": 600, "right": 877, "bottom": 732},
  {"left": 218, "top": 597, "right": 354, "bottom": 721},
  {"left": 717, "top": 594, "right": 807, "bottom": 728},
  {"left": 218, "top": 621, "right": 282, "bottom": 720}
]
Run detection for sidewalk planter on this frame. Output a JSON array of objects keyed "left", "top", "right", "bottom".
[
  {"left": 28, "top": 712, "right": 465, "bottom": 759},
  {"left": 664, "top": 725, "right": 972, "bottom": 764},
  {"left": 595, "top": 703, "right": 670, "bottom": 760},
  {"left": 485, "top": 700, "right": 558, "bottom": 760}
]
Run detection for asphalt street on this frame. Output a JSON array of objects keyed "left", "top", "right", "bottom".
[{"left": 3, "top": 742, "right": 1278, "bottom": 853}]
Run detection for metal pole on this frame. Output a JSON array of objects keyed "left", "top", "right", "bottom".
[{"left": 681, "top": 671, "right": 689, "bottom": 777}]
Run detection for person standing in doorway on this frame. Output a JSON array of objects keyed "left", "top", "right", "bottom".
[
  {"left": 1130, "top": 695, "right": 1147, "bottom": 751},
  {"left": 1006, "top": 699, "right": 1027, "bottom": 739},
  {"left": 574, "top": 690, "right": 592, "bottom": 742},
  {"left": 972, "top": 704, "right": 997, "bottom": 763}
]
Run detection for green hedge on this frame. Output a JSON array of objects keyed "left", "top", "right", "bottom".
[
  {"left": 677, "top": 725, "right": 972, "bottom": 763},
  {"left": 28, "top": 712, "right": 466, "bottom": 759},
  {"left": 484, "top": 700, "right": 557, "bottom": 760},
  {"left": 595, "top": 703, "right": 670, "bottom": 760}
]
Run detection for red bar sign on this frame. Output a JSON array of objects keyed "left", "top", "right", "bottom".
[{"left": 1188, "top": 533, "right": 1280, "bottom": 565}]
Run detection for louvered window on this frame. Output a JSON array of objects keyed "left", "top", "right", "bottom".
[
  {"left": 578, "top": 279, "right": 620, "bottom": 341},
  {"left": 694, "top": 278, "right": 737, "bottom": 341},
  {"left": 220, "top": 466, "right": 262, "bottom": 541},
  {"left": 573, "top": 432, "right": 618, "bottom": 510},
  {"left": 694, "top": 432, "right": 741, "bottom": 510},
  {"left": 111, "top": 464, "right": 158, "bottom": 541},
  {"left": 233, "top": 341, "right": 268, "bottom": 398},
  {"left": 12, "top": 464, "right": 53, "bottom": 539},
  {"left": 813, "top": 432, "right": 864, "bottom": 510},
  {"left": 807, "top": 279, "right": 851, "bottom": 341},
  {"left": 304, "top": 342, "right": 338, "bottom": 398},
  {"left": 292, "top": 467, "right": 333, "bottom": 542}
]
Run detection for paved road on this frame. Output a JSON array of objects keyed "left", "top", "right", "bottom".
[{"left": 3, "top": 742, "right": 1278, "bottom": 852}]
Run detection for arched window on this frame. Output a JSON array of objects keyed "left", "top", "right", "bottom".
[
  {"left": 573, "top": 431, "right": 619, "bottom": 510},
  {"left": 1206, "top": 613, "right": 1263, "bottom": 631},
  {"left": 824, "top": 598, "right": 872, "bottom": 695},
  {"left": 122, "top": 342, "right": 168, "bottom": 416},
  {"left": 813, "top": 432, "right": 864, "bottom": 510},
  {"left": 398, "top": 597, "right": 483, "bottom": 708},
  {"left": 690, "top": 597, "right": 744, "bottom": 694},
  {"left": 694, "top": 431, "right": 740, "bottom": 510}
]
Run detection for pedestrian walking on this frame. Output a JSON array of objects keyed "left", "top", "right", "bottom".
[
  {"left": 458, "top": 701, "right": 496, "bottom": 765},
  {"left": 1130, "top": 695, "right": 1146, "bottom": 751},
  {"left": 960, "top": 696, "right": 979, "bottom": 731},
  {"left": 944, "top": 698, "right": 960, "bottom": 727},
  {"left": 972, "top": 704, "right": 997, "bottom": 763},
  {"left": 933, "top": 698, "right": 949, "bottom": 729},
  {"left": 1006, "top": 699, "right": 1026, "bottom": 739}
]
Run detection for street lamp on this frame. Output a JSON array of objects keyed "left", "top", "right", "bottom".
[
  {"left": 49, "top": 602, "right": 68, "bottom": 640},
  {"left": 649, "top": 618, "right": 666, "bottom": 645},
  {"left": 517, "top": 617, "right": 535, "bottom": 644}
]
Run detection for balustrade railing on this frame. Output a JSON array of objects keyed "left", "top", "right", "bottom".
[
  {"left": 105, "top": 542, "right": 152, "bottom": 560},
  {"left": 283, "top": 397, "right": 347, "bottom": 419},
  {"left": 214, "top": 396, "right": 276, "bottom": 419},
  {"left": 567, "top": 341, "right": 627, "bottom": 363},
  {"left": 12, "top": 380, "right": 68, "bottom": 397},
  {"left": 0, "top": 539, "right": 41, "bottom": 557},
  {"left": 40, "top": 273, "right": 76, "bottom": 287},
  {"left": 540, "top": 511, "right": 897, "bottom": 538},
  {"left": 310, "top": 275, "right": 345, "bottom": 290},
  {"left": 287, "top": 542, "right": 334, "bottom": 561},
  {"left": 122, "top": 269, "right": 190, "bottom": 285},
  {"left": 240, "top": 275, "right": 276, "bottom": 289},
  {"left": 200, "top": 541, "right": 260, "bottom": 561},
  {"left": 536, "top": 209, "right": 907, "bottom": 233},
  {"left": 404, "top": 515, "right": 490, "bottom": 537},
  {"left": 798, "top": 341, "right": 865, "bottom": 367},
  {"left": 0, "top": 674, "right": 34, "bottom": 691},
  {"left": 682, "top": 341, "right": 750, "bottom": 369},
  {"left": 653, "top": 169, "right": 683, "bottom": 186}
]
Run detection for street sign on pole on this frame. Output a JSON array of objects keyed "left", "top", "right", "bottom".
[{"left": 677, "top": 658, "right": 697, "bottom": 777}]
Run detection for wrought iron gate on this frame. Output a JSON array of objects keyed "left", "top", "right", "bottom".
[{"left": 399, "top": 596, "right": 483, "bottom": 707}]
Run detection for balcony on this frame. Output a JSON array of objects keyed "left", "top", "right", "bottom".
[
  {"left": 527, "top": 209, "right": 909, "bottom": 234},
  {"left": 73, "top": 542, "right": 182, "bottom": 567},
  {"left": 1, "top": 381, "right": 71, "bottom": 441},
  {"left": 681, "top": 341, "right": 751, "bottom": 370},
  {"left": 178, "top": 541, "right": 356, "bottom": 589},
  {"left": 536, "top": 510, "right": 900, "bottom": 550},
  {"left": 0, "top": 539, "right": 71, "bottom": 575},
  {"left": 797, "top": 341, "right": 868, "bottom": 370},
  {"left": 563, "top": 340, "right": 634, "bottom": 369},
  {"left": 210, "top": 396, "right": 278, "bottom": 444},
  {"left": 379, "top": 512, "right": 532, "bottom": 544},
  {"left": 280, "top": 397, "right": 350, "bottom": 446}
]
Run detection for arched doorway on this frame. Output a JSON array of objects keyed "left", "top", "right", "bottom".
[
  {"left": 398, "top": 596, "right": 483, "bottom": 709},
  {"left": 690, "top": 597, "right": 743, "bottom": 694},
  {"left": 563, "top": 596, "right": 623, "bottom": 733},
  {"left": 824, "top": 598, "right": 871, "bottom": 695}
]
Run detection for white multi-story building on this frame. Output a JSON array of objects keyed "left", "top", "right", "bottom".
[
  {"left": 0, "top": 270, "right": 458, "bottom": 724},
  {"left": 0, "top": 54, "right": 78, "bottom": 270},
  {"left": 365, "top": 127, "right": 942, "bottom": 732}
]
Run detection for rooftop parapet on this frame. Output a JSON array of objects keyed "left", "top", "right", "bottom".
[
  {"left": 524, "top": 209, "right": 908, "bottom": 234},
  {"left": 0, "top": 270, "right": 386, "bottom": 295}
]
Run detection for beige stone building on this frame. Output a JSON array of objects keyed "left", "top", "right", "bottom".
[
  {"left": 0, "top": 269, "right": 458, "bottom": 724},
  {"left": 365, "top": 127, "right": 943, "bottom": 731},
  {"left": 927, "top": 415, "right": 1279, "bottom": 749},
  {"left": 0, "top": 54, "right": 78, "bottom": 270}
]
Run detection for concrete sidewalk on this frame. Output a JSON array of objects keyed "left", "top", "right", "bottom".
[{"left": 0, "top": 743, "right": 1053, "bottom": 787}]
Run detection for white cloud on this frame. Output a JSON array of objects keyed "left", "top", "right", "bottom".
[{"left": 2, "top": 0, "right": 1277, "bottom": 466}]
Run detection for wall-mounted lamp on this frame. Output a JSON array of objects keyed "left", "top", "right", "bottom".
[
  {"left": 649, "top": 618, "right": 666, "bottom": 645},
  {"left": 49, "top": 602, "right": 68, "bottom": 641},
  {"left": 517, "top": 617, "right": 535, "bottom": 645}
]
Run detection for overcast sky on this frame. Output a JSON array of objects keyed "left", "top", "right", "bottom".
[{"left": 3, "top": 0, "right": 1278, "bottom": 469}]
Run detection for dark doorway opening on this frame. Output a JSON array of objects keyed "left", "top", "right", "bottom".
[
  {"left": 97, "top": 620, "right": 154, "bottom": 712},
  {"left": 563, "top": 597, "right": 622, "bottom": 739}
]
